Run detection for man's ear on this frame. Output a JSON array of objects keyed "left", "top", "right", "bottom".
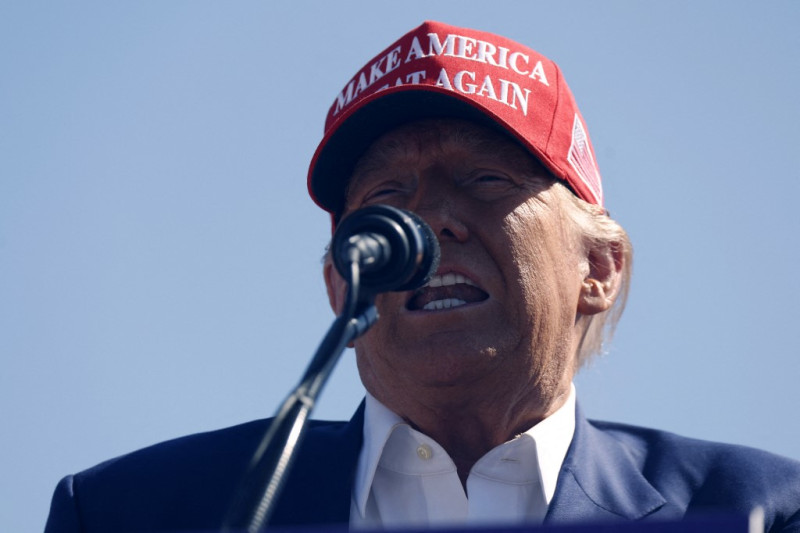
[
  {"left": 324, "top": 254, "right": 348, "bottom": 315},
  {"left": 578, "top": 240, "right": 624, "bottom": 316}
]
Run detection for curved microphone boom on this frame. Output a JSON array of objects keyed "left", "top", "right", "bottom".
[{"left": 332, "top": 205, "right": 440, "bottom": 294}]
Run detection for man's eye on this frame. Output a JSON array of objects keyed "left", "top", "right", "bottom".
[
  {"left": 463, "top": 173, "right": 520, "bottom": 200},
  {"left": 476, "top": 175, "right": 506, "bottom": 183},
  {"left": 368, "top": 188, "right": 397, "bottom": 198},
  {"left": 471, "top": 174, "right": 515, "bottom": 187},
  {"left": 363, "top": 187, "right": 403, "bottom": 203}
]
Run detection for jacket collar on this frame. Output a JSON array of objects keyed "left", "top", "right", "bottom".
[{"left": 545, "top": 403, "right": 666, "bottom": 523}]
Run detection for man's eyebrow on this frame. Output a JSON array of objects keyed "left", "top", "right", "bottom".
[{"left": 345, "top": 167, "right": 392, "bottom": 201}]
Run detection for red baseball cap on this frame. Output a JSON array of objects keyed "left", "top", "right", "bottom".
[{"left": 307, "top": 20, "right": 603, "bottom": 217}]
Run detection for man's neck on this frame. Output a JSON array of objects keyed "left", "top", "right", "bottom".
[
  {"left": 353, "top": 385, "right": 578, "bottom": 526},
  {"left": 372, "top": 382, "right": 573, "bottom": 483}
]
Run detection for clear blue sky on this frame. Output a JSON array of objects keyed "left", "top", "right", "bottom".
[{"left": 2, "top": 2, "right": 799, "bottom": 531}]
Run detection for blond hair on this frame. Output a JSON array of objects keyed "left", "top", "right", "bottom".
[{"left": 553, "top": 184, "right": 633, "bottom": 366}]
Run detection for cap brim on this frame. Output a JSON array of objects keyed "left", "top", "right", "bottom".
[{"left": 307, "top": 86, "right": 533, "bottom": 217}]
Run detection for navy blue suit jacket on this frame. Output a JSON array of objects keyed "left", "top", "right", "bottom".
[{"left": 45, "top": 403, "right": 800, "bottom": 532}]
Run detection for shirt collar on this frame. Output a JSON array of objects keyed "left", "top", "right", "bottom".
[{"left": 353, "top": 385, "right": 577, "bottom": 518}]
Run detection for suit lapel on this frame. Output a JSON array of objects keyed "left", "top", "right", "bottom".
[{"left": 545, "top": 403, "right": 666, "bottom": 524}]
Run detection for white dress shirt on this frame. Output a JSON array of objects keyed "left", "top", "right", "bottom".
[{"left": 350, "top": 385, "right": 576, "bottom": 529}]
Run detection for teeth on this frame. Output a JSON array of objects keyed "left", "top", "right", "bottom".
[
  {"left": 423, "top": 298, "right": 467, "bottom": 311},
  {"left": 425, "top": 273, "right": 476, "bottom": 288}
]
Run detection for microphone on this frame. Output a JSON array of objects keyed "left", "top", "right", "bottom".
[{"left": 332, "top": 205, "right": 440, "bottom": 294}]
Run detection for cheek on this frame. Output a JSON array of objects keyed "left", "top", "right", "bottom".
[
  {"left": 502, "top": 209, "right": 551, "bottom": 297},
  {"left": 502, "top": 208, "right": 579, "bottom": 326}
]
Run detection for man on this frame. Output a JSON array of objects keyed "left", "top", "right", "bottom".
[{"left": 46, "top": 21, "right": 800, "bottom": 532}]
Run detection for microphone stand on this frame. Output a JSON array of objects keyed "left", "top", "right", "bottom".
[{"left": 221, "top": 259, "right": 376, "bottom": 533}]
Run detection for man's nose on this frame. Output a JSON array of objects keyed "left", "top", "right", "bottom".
[{"left": 412, "top": 189, "right": 469, "bottom": 243}]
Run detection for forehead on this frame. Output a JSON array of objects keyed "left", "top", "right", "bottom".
[{"left": 347, "top": 119, "right": 548, "bottom": 193}]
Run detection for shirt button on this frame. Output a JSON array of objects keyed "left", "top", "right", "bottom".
[{"left": 416, "top": 444, "right": 433, "bottom": 460}]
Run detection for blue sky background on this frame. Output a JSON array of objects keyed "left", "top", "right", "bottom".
[{"left": 2, "top": 2, "right": 799, "bottom": 530}]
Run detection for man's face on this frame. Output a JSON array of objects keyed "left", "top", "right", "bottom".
[{"left": 328, "top": 119, "right": 589, "bottom": 419}]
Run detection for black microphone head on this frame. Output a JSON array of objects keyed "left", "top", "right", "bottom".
[
  {"left": 332, "top": 205, "right": 440, "bottom": 294},
  {"left": 395, "top": 208, "right": 440, "bottom": 292}
]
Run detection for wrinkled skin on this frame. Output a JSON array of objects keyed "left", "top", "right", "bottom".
[{"left": 324, "top": 119, "right": 620, "bottom": 481}]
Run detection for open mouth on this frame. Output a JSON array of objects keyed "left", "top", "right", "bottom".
[{"left": 406, "top": 272, "right": 490, "bottom": 311}]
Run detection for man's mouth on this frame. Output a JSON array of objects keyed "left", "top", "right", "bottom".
[{"left": 406, "top": 272, "right": 490, "bottom": 311}]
